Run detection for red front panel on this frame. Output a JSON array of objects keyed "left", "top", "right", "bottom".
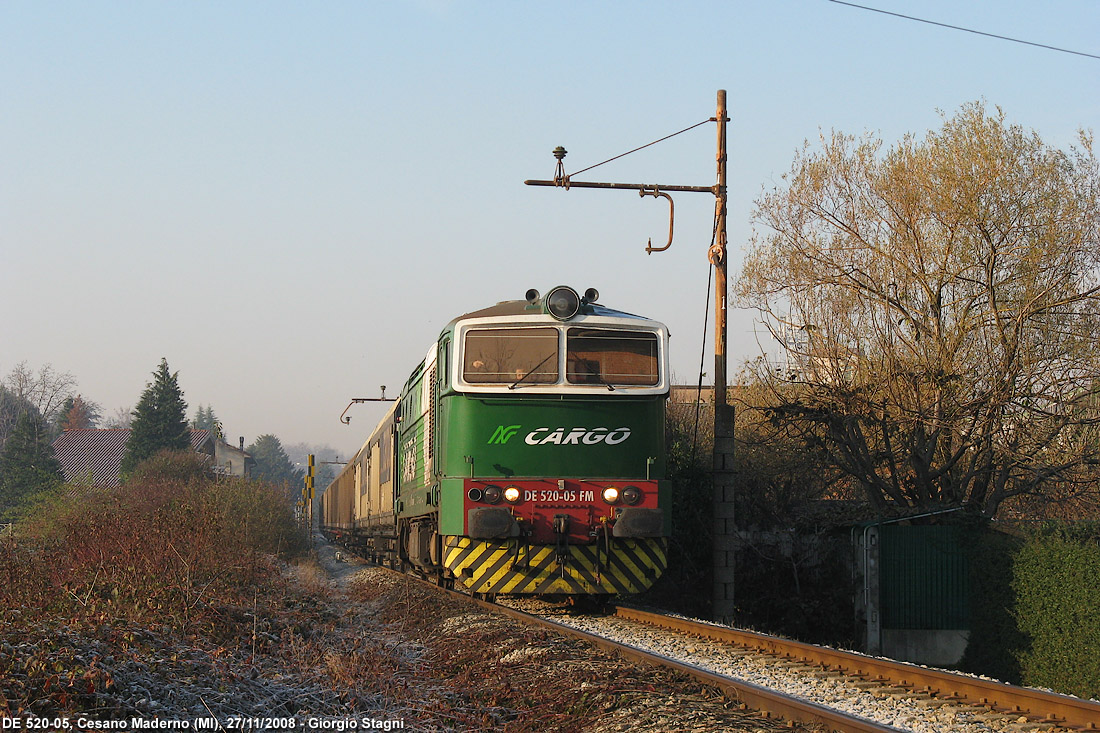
[{"left": 463, "top": 478, "right": 658, "bottom": 544}]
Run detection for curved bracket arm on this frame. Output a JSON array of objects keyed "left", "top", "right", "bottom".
[
  {"left": 639, "top": 187, "right": 674, "bottom": 254},
  {"left": 339, "top": 386, "right": 396, "bottom": 425}
]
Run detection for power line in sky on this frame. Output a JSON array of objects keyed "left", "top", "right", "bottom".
[{"left": 828, "top": 0, "right": 1100, "bottom": 61}]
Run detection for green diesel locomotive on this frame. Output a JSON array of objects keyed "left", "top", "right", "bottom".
[{"left": 321, "top": 285, "right": 670, "bottom": 598}]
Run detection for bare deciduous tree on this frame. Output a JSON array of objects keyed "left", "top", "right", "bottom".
[
  {"left": 737, "top": 102, "right": 1100, "bottom": 517},
  {"left": 2, "top": 362, "right": 77, "bottom": 425},
  {"left": 1, "top": 362, "right": 78, "bottom": 446},
  {"left": 104, "top": 406, "right": 133, "bottom": 430}
]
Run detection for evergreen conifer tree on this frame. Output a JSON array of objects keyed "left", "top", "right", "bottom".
[
  {"left": 0, "top": 410, "right": 63, "bottom": 513},
  {"left": 192, "top": 404, "right": 222, "bottom": 438},
  {"left": 121, "top": 358, "right": 190, "bottom": 477},
  {"left": 247, "top": 434, "right": 302, "bottom": 487}
]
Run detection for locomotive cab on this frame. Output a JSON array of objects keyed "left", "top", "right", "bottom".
[{"left": 431, "top": 286, "right": 671, "bottom": 596}]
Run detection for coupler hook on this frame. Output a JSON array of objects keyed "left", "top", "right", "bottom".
[{"left": 552, "top": 514, "right": 571, "bottom": 577}]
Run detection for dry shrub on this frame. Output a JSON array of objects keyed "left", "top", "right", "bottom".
[
  {"left": 0, "top": 452, "right": 314, "bottom": 716},
  {"left": 1, "top": 450, "right": 307, "bottom": 626},
  {"left": 127, "top": 449, "right": 212, "bottom": 485}
]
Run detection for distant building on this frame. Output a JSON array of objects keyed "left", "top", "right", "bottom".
[
  {"left": 670, "top": 385, "right": 715, "bottom": 405},
  {"left": 51, "top": 428, "right": 253, "bottom": 487},
  {"left": 669, "top": 385, "right": 751, "bottom": 406},
  {"left": 774, "top": 322, "right": 856, "bottom": 385},
  {"left": 51, "top": 428, "right": 130, "bottom": 488},
  {"left": 213, "top": 436, "right": 255, "bottom": 478}
]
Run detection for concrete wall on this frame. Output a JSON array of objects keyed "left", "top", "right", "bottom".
[{"left": 883, "top": 629, "right": 969, "bottom": 667}]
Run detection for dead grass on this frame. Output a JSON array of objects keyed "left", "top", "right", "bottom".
[{"left": 0, "top": 453, "right": 810, "bottom": 730}]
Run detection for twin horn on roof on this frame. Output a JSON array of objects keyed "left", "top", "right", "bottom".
[{"left": 525, "top": 286, "right": 599, "bottom": 321}]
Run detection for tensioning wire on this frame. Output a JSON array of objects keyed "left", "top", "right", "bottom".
[{"left": 568, "top": 119, "right": 713, "bottom": 179}]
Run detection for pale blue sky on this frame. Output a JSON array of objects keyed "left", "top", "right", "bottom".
[{"left": 2, "top": 1, "right": 1097, "bottom": 457}]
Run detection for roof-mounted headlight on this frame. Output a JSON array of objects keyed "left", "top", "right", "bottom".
[{"left": 546, "top": 286, "right": 581, "bottom": 320}]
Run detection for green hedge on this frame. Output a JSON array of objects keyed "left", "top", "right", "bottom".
[
  {"left": 1013, "top": 523, "right": 1100, "bottom": 699},
  {"left": 961, "top": 522, "right": 1100, "bottom": 699}
]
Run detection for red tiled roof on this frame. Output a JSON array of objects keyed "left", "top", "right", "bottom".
[{"left": 52, "top": 429, "right": 214, "bottom": 488}]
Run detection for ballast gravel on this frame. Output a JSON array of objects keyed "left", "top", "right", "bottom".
[{"left": 503, "top": 600, "right": 1053, "bottom": 733}]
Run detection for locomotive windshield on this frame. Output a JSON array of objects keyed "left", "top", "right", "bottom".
[
  {"left": 566, "top": 328, "right": 659, "bottom": 386},
  {"left": 460, "top": 325, "right": 660, "bottom": 388},
  {"left": 463, "top": 327, "right": 559, "bottom": 384}
]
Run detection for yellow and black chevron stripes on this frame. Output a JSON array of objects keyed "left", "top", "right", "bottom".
[{"left": 443, "top": 535, "right": 668, "bottom": 595}]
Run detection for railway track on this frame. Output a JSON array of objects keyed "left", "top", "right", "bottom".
[
  {"left": 358, "top": 559, "right": 894, "bottom": 731},
  {"left": 483, "top": 594, "right": 897, "bottom": 733},
  {"left": 528, "top": 601, "right": 1100, "bottom": 733},
  {"left": 609, "top": 605, "right": 1100, "bottom": 731},
  {"left": 333, "top": 544, "right": 1100, "bottom": 732},
  {"left": 479, "top": 590, "right": 1100, "bottom": 733}
]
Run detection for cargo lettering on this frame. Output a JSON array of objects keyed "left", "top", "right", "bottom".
[{"left": 523, "top": 427, "right": 632, "bottom": 446}]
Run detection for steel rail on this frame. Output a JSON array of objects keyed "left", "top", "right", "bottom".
[{"left": 613, "top": 605, "right": 1100, "bottom": 731}]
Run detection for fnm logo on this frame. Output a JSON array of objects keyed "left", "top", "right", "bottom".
[{"left": 488, "top": 424, "right": 522, "bottom": 444}]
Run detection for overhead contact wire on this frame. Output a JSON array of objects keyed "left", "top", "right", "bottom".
[{"left": 829, "top": 0, "right": 1100, "bottom": 60}]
